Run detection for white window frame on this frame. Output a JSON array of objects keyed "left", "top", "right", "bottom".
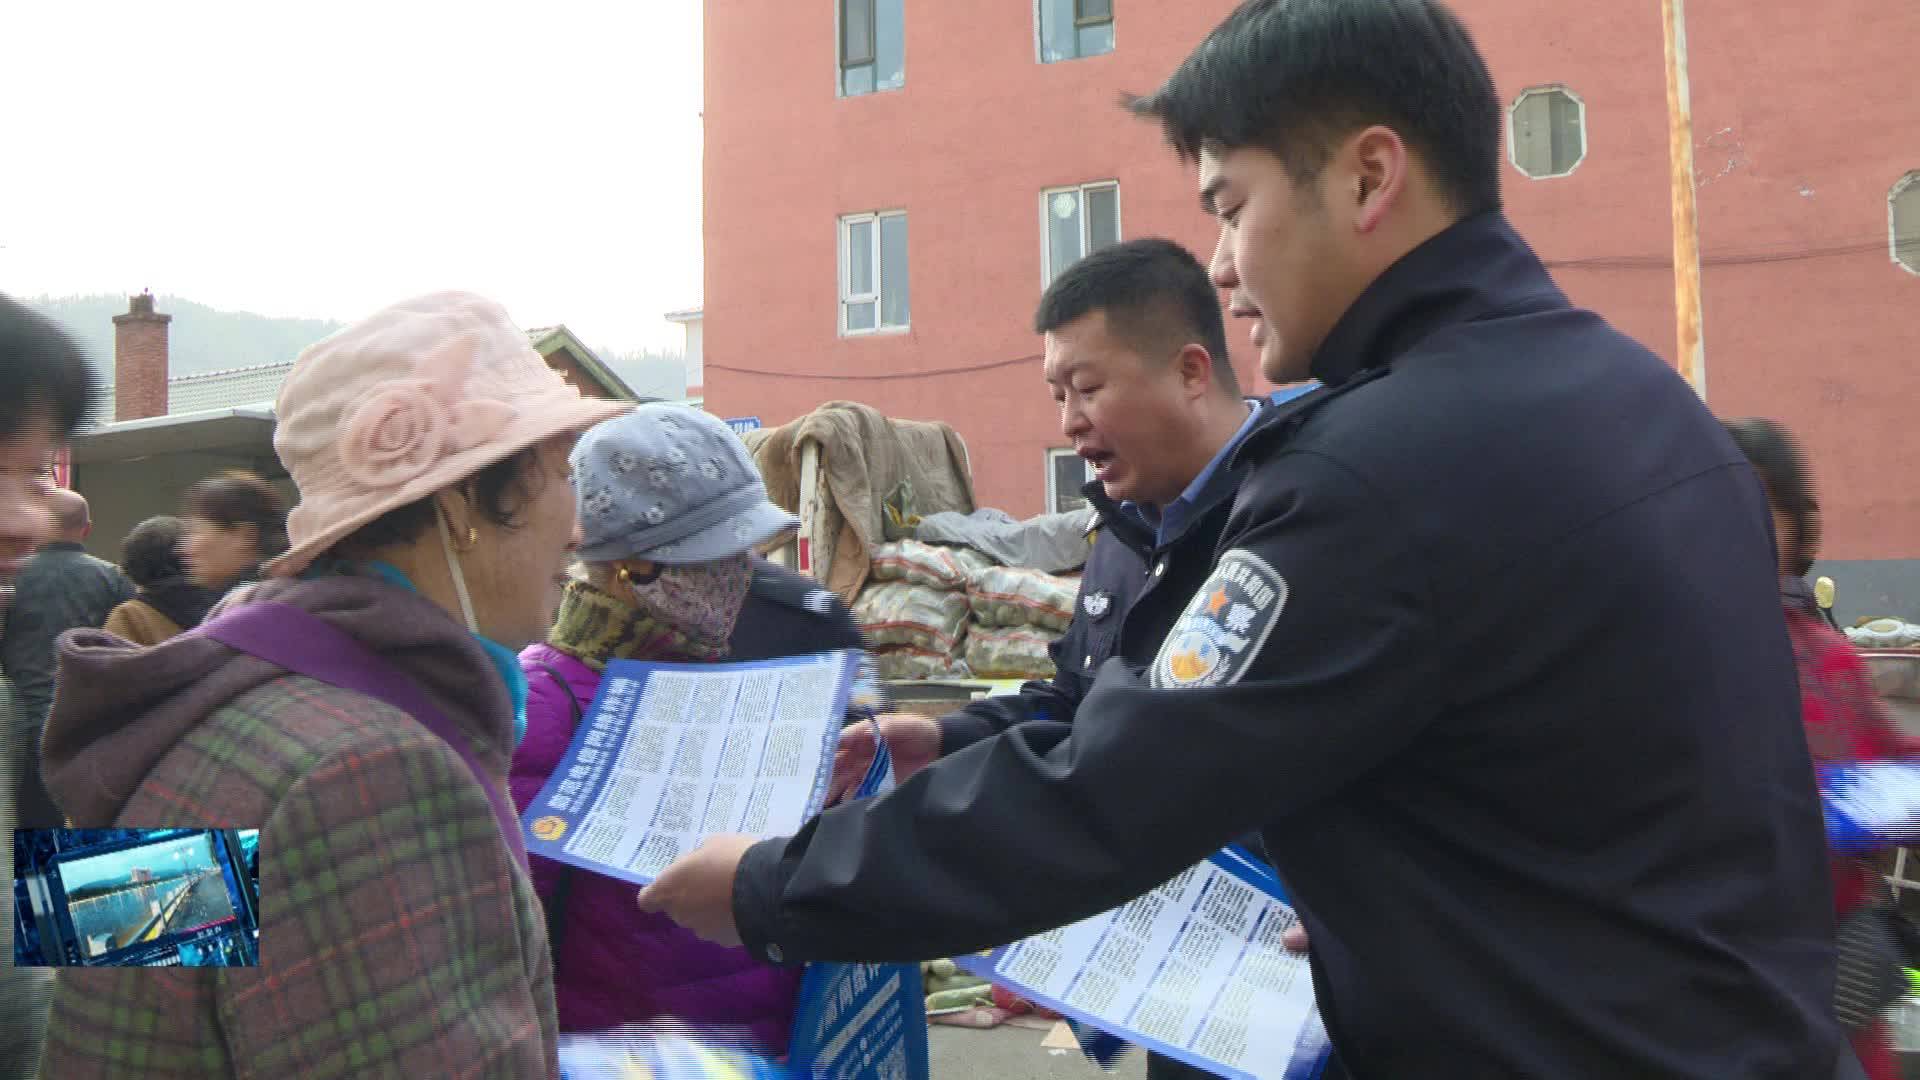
[
  {"left": 839, "top": 210, "right": 909, "bottom": 336},
  {"left": 1507, "top": 85, "right": 1587, "bottom": 180},
  {"left": 1035, "top": 0, "right": 1117, "bottom": 64},
  {"left": 836, "top": 0, "right": 902, "bottom": 97},
  {"left": 1891, "top": 170, "right": 1920, "bottom": 277},
  {"left": 1045, "top": 448, "right": 1094, "bottom": 515},
  {"left": 1040, "top": 181, "right": 1122, "bottom": 286}
]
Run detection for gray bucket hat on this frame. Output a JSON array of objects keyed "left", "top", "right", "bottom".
[{"left": 571, "top": 403, "right": 799, "bottom": 565}]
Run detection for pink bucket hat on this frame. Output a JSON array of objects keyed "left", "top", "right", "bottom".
[{"left": 267, "top": 291, "right": 630, "bottom": 578}]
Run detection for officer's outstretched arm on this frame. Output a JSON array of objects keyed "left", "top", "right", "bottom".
[{"left": 732, "top": 451, "right": 1438, "bottom": 965}]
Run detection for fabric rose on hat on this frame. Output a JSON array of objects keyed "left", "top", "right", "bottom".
[{"left": 339, "top": 332, "right": 519, "bottom": 489}]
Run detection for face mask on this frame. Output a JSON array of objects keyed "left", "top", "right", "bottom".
[{"left": 627, "top": 553, "right": 754, "bottom": 647}]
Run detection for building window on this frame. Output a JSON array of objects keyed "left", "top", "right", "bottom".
[
  {"left": 840, "top": 211, "right": 910, "bottom": 335},
  {"left": 840, "top": 0, "right": 904, "bottom": 96},
  {"left": 1042, "top": 182, "right": 1121, "bottom": 285},
  {"left": 1893, "top": 172, "right": 1920, "bottom": 276},
  {"left": 1508, "top": 86, "right": 1586, "bottom": 179},
  {"left": 1046, "top": 448, "right": 1093, "bottom": 514},
  {"left": 1038, "top": 0, "right": 1114, "bottom": 63}
]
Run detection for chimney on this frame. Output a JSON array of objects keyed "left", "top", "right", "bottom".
[{"left": 112, "top": 291, "right": 171, "bottom": 421}]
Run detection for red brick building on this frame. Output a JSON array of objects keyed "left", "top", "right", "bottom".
[{"left": 701, "top": 1, "right": 1920, "bottom": 615}]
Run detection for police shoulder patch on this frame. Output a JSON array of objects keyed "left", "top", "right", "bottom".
[{"left": 1149, "top": 549, "right": 1288, "bottom": 689}]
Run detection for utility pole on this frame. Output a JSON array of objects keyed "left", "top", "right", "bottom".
[{"left": 1661, "top": 0, "right": 1707, "bottom": 398}]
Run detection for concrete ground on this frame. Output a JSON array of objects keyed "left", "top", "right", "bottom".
[{"left": 928, "top": 1023, "right": 1148, "bottom": 1080}]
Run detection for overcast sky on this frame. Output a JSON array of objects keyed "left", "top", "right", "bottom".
[{"left": 1, "top": 2, "right": 702, "bottom": 352}]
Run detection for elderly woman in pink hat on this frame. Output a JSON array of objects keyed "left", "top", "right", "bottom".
[{"left": 36, "top": 292, "right": 628, "bottom": 1079}]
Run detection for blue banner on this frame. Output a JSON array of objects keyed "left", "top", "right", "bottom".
[{"left": 788, "top": 960, "right": 930, "bottom": 1080}]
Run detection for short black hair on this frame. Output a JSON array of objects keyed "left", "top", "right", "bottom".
[
  {"left": 1128, "top": 0, "right": 1503, "bottom": 219},
  {"left": 1724, "top": 418, "right": 1821, "bottom": 579},
  {"left": 184, "top": 471, "right": 290, "bottom": 560},
  {"left": 0, "top": 293, "right": 98, "bottom": 440},
  {"left": 333, "top": 447, "right": 546, "bottom": 555},
  {"left": 1034, "top": 237, "right": 1238, "bottom": 395},
  {"left": 122, "top": 515, "right": 189, "bottom": 587}
]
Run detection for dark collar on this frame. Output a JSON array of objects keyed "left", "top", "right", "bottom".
[
  {"left": 1083, "top": 482, "right": 1153, "bottom": 555},
  {"left": 1309, "top": 211, "right": 1565, "bottom": 388},
  {"left": 39, "top": 541, "right": 85, "bottom": 554},
  {"left": 1780, "top": 573, "right": 1817, "bottom": 614}
]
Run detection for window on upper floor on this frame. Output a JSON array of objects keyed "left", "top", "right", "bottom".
[
  {"left": 1509, "top": 86, "right": 1586, "bottom": 179},
  {"left": 840, "top": 211, "right": 910, "bottom": 335},
  {"left": 1042, "top": 182, "right": 1121, "bottom": 285},
  {"left": 1046, "top": 448, "right": 1094, "bottom": 514},
  {"left": 840, "top": 0, "right": 904, "bottom": 97},
  {"left": 1892, "top": 171, "right": 1920, "bottom": 276},
  {"left": 1038, "top": 0, "right": 1114, "bottom": 64}
]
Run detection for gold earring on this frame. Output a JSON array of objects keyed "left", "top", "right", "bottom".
[
  {"left": 615, "top": 565, "right": 632, "bottom": 585},
  {"left": 456, "top": 526, "right": 479, "bottom": 553}
]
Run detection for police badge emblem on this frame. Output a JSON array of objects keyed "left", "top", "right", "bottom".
[
  {"left": 1082, "top": 591, "right": 1113, "bottom": 619},
  {"left": 1150, "top": 549, "right": 1288, "bottom": 689}
]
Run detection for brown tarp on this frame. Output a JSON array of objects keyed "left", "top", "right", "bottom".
[{"left": 744, "top": 401, "right": 975, "bottom": 602}]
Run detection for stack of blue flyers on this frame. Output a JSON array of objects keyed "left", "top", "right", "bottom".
[{"left": 557, "top": 1028, "right": 789, "bottom": 1080}]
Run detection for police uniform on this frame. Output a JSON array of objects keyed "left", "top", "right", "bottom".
[
  {"left": 728, "top": 214, "right": 1836, "bottom": 1078},
  {"left": 726, "top": 557, "right": 865, "bottom": 662},
  {"left": 933, "top": 394, "right": 1306, "bottom": 1080},
  {"left": 936, "top": 400, "right": 1293, "bottom": 759}
]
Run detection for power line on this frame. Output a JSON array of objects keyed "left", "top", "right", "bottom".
[
  {"left": 707, "top": 351, "right": 1044, "bottom": 381},
  {"left": 706, "top": 233, "right": 1905, "bottom": 381},
  {"left": 1547, "top": 235, "right": 1893, "bottom": 271}
]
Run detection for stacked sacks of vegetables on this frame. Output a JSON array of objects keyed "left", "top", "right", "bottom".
[
  {"left": 964, "top": 565, "right": 1078, "bottom": 680},
  {"left": 856, "top": 541, "right": 974, "bottom": 678}
]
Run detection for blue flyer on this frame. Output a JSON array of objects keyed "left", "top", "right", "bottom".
[
  {"left": 956, "top": 849, "right": 1331, "bottom": 1080},
  {"left": 1820, "top": 759, "right": 1920, "bottom": 854},
  {"left": 522, "top": 650, "right": 859, "bottom": 885}
]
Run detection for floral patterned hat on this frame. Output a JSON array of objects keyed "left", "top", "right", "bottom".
[
  {"left": 570, "top": 403, "right": 799, "bottom": 566},
  {"left": 266, "top": 291, "right": 630, "bottom": 578}
]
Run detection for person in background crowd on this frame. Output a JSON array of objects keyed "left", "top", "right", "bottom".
[
  {"left": 513, "top": 403, "right": 809, "bottom": 1051},
  {"left": 0, "top": 488, "right": 132, "bottom": 828},
  {"left": 35, "top": 291, "right": 628, "bottom": 1078},
  {"left": 638, "top": 2, "right": 1838, "bottom": 1076},
  {"left": 103, "top": 516, "right": 218, "bottom": 646},
  {"left": 827, "top": 237, "right": 1297, "bottom": 1080},
  {"left": 180, "top": 470, "right": 287, "bottom": 597},
  {"left": 626, "top": 399, "right": 866, "bottom": 662},
  {"left": 1727, "top": 417, "right": 1920, "bottom": 1080},
  {"left": 0, "top": 294, "right": 97, "bottom": 1080}
]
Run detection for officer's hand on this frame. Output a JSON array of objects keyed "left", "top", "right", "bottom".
[
  {"left": 636, "top": 833, "right": 758, "bottom": 947},
  {"left": 828, "top": 713, "right": 942, "bottom": 804},
  {"left": 1283, "top": 924, "right": 1310, "bottom": 955}
]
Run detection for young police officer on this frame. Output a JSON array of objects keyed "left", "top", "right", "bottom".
[
  {"left": 640, "top": 3, "right": 1837, "bottom": 1075},
  {"left": 831, "top": 236, "right": 1292, "bottom": 1080}
]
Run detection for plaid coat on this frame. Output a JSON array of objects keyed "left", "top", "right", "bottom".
[{"left": 35, "top": 575, "right": 559, "bottom": 1079}]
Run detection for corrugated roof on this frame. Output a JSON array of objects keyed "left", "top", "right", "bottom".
[
  {"left": 83, "top": 326, "right": 624, "bottom": 428},
  {"left": 168, "top": 363, "right": 294, "bottom": 414}
]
